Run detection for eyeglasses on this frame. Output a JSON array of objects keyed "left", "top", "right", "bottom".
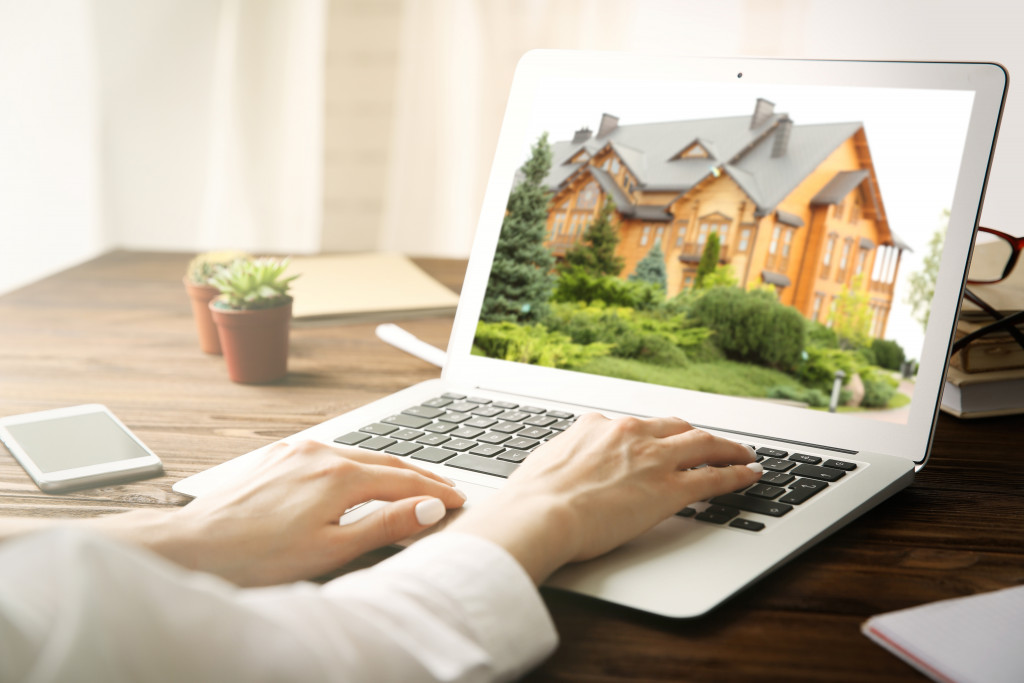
[
  {"left": 952, "top": 227, "right": 1024, "bottom": 356},
  {"left": 966, "top": 227, "right": 1024, "bottom": 284}
]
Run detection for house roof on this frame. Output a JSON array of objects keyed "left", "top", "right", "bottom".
[{"left": 810, "top": 170, "right": 870, "bottom": 205}]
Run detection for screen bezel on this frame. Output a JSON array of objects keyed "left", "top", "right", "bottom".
[{"left": 443, "top": 51, "right": 1006, "bottom": 465}]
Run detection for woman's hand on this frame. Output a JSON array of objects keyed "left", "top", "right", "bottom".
[
  {"left": 94, "top": 440, "right": 467, "bottom": 586},
  {"left": 447, "top": 413, "right": 762, "bottom": 583}
]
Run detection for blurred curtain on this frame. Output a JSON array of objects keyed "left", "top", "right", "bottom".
[{"left": 95, "top": 0, "right": 326, "bottom": 254}]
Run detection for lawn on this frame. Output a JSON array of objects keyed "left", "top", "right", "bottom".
[{"left": 577, "top": 355, "right": 806, "bottom": 398}]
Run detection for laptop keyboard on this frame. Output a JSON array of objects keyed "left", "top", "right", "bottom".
[{"left": 333, "top": 393, "right": 858, "bottom": 534}]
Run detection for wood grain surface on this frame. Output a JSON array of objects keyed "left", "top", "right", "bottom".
[{"left": 1, "top": 250, "right": 1022, "bottom": 682}]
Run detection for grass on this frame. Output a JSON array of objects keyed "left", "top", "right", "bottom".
[{"left": 577, "top": 356, "right": 805, "bottom": 398}]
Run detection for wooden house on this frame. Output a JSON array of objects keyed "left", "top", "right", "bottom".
[{"left": 541, "top": 99, "right": 909, "bottom": 339}]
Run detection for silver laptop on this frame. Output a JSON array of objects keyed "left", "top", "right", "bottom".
[{"left": 175, "top": 51, "right": 1006, "bottom": 618}]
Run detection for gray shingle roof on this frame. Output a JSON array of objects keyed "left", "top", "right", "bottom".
[{"left": 810, "top": 170, "right": 870, "bottom": 205}]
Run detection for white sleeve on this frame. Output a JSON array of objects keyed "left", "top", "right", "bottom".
[{"left": 0, "top": 528, "right": 558, "bottom": 683}]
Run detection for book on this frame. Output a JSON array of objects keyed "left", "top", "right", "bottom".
[
  {"left": 940, "top": 364, "right": 1024, "bottom": 418},
  {"left": 862, "top": 585, "right": 1024, "bottom": 683},
  {"left": 283, "top": 253, "right": 460, "bottom": 322},
  {"left": 948, "top": 318, "right": 1024, "bottom": 373}
]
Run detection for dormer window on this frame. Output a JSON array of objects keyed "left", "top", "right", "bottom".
[
  {"left": 677, "top": 141, "right": 710, "bottom": 159},
  {"left": 576, "top": 181, "right": 599, "bottom": 210},
  {"left": 569, "top": 149, "right": 590, "bottom": 164}
]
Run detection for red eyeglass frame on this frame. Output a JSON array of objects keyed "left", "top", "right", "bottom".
[{"left": 967, "top": 226, "right": 1024, "bottom": 284}]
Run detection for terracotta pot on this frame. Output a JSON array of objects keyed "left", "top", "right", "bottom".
[
  {"left": 184, "top": 277, "right": 222, "bottom": 354},
  {"left": 210, "top": 301, "right": 292, "bottom": 384}
]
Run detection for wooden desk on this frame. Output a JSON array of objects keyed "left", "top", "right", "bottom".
[{"left": 1, "top": 251, "right": 1022, "bottom": 681}]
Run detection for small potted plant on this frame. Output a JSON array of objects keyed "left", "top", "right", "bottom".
[
  {"left": 184, "top": 250, "right": 248, "bottom": 354},
  {"left": 208, "top": 257, "right": 299, "bottom": 384}
]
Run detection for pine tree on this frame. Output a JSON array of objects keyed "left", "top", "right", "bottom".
[
  {"left": 628, "top": 241, "right": 667, "bottom": 292},
  {"left": 695, "top": 232, "right": 721, "bottom": 288},
  {"left": 560, "top": 197, "right": 625, "bottom": 278},
  {"left": 480, "top": 133, "right": 555, "bottom": 323}
]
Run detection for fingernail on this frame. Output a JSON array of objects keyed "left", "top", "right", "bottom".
[
  {"left": 453, "top": 487, "right": 468, "bottom": 501},
  {"left": 745, "top": 445, "right": 757, "bottom": 460},
  {"left": 415, "top": 498, "right": 446, "bottom": 526},
  {"left": 746, "top": 462, "right": 764, "bottom": 474}
]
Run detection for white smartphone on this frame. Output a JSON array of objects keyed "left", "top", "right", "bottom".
[{"left": 0, "top": 404, "right": 164, "bottom": 493}]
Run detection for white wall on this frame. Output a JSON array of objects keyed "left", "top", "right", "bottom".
[{"left": 0, "top": 0, "right": 105, "bottom": 294}]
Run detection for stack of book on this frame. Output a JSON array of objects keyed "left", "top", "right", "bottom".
[{"left": 941, "top": 268, "right": 1024, "bottom": 418}]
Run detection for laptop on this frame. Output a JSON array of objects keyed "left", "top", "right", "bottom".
[{"left": 175, "top": 51, "right": 1006, "bottom": 618}]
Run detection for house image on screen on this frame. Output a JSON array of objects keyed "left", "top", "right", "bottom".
[{"left": 541, "top": 99, "right": 910, "bottom": 339}]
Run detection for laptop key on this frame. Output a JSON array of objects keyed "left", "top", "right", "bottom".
[
  {"left": 676, "top": 506, "right": 697, "bottom": 518},
  {"left": 411, "top": 447, "right": 456, "bottom": 463},
  {"left": 779, "top": 478, "right": 829, "bottom": 504},
  {"left": 760, "top": 471, "right": 796, "bottom": 486},
  {"left": 403, "top": 405, "right": 445, "bottom": 419},
  {"left": 696, "top": 505, "right": 740, "bottom": 524},
  {"left": 519, "top": 406, "right": 545, "bottom": 414},
  {"left": 441, "top": 392, "right": 466, "bottom": 400},
  {"left": 549, "top": 419, "right": 575, "bottom": 431},
  {"left": 416, "top": 433, "right": 451, "bottom": 446},
  {"left": 438, "top": 412, "right": 472, "bottom": 424},
  {"left": 385, "top": 442, "right": 423, "bottom": 457},
  {"left": 492, "top": 401, "right": 518, "bottom": 409},
  {"left": 709, "top": 493, "right": 793, "bottom": 517},
  {"left": 497, "top": 449, "right": 530, "bottom": 463},
  {"left": 547, "top": 410, "right": 574, "bottom": 419},
  {"left": 746, "top": 484, "right": 785, "bottom": 499},
  {"left": 424, "top": 422, "right": 457, "bottom": 434},
  {"left": 471, "top": 406, "right": 504, "bottom": 418},
  {"left": 506, "top": 437, "right": 540, "bottom": 450},
  {"left": 730, "top": 518, "right": 766, "bottom": 532},
  {"left": 381, "top": 414, "right": 430, "bottom": 429},
  {"left": 491, "top": 421, "right": 524, "bottom": 434},
  {"left": 791, "top": 464, "right": 846, "bottom": 482},
  {"left": 358, "top": 436, "right": 398, "bottom": 451},
  {"left": 477, "top": 432, "right": 511, "bottom": 444},
  {"left": 464, "top": 416, "right": 498, "bottom": 429},
  {"left": 524, "top": 415, "right": 557, "bottom": 427},
  {"left": 496, "top": 410, "right": 531, "bottom": 422},
  {"left": 823, "top": 459, "right": 857, "bottom": 471},
  {"left": 445, "top": 454, "right": 519, "bottom": 478},
  {"left": 761, "top": 458, "right": 796, "bottom": 472},
  {"left": 391, "top": 428, "right": 425, "bottom": 441},
  {"left": 518, "top": 426, "right": 552, "bottom": 440},
  {"left": 469, "top": 444, "right": 504, "bottom": 457},
  {"left": 334, "top": 432, "right": 370, "bottom": 446},
  {"left": 450, "top": 426, "right": 485, "bottom": 439},
  {"left": 756, "top": 447, "right": 789, "bottom": 458},
  {"left": 466, "top": 396, "right": 492, "bottom": 404},
  {"left": 789, "top": 453, "right": 822, "bottom": 465},
  {"left": 361, "top": 422, "right": 400, "bottom": 436},
  {"left": 422, "top": 397, "right": 453, "bottom": 408},
  {"left": 443, "top": 439, "right": 478, "bottom": 452}
]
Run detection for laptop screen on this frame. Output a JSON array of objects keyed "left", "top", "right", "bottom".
[{"left": 448, "top": 52, "right": 1005, "bottom": 461}]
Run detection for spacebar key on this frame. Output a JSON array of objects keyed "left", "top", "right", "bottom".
[
  {"left": 709, "top": 493, "right": 793, "bottom": 517},
  {"left": 445, "top": 454, "right": 519, "bottom": 478}
]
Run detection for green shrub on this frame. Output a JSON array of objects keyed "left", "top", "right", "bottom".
[
  {"left": 871, "top": 338, "right": 907, "bottom": 371},
  {"left": 795, "top": 346, "right": 860, "bottom": 392},
  {"left": 805, "top": 320, "right": 839, "bottom": 349},
  {"left": 766, "top": 385, "right": 830, "bottom": 408},
  {"left": 473, "top": 321, "right": 610, "bottom": 369},
  {"left": 688, "top": 287, "right": 806, "bottom": 371},
  {"left": 859, "top": 366, "right": 899, "bottom": 407},
  {"left": 552, "top": 267, "right": 663, "bottom": 310},
  {"left": 544, "top": 302, "right": 712, "bottom": 366}
]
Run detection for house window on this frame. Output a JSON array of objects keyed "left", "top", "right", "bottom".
[
  {"left": 640, "top": 225, "right": 651, "bottom": 246},
  {"left": 820, "top": 233, "right": 837, "bottom": 279},
  {"left": 812, "top": 293, "right": 825, "bottom": 322},
  {"left": 553, "top": 212, "right": 566, "bottom": 236},
  {"left": 836, "top": 238, "right": 853, "bottom": 283},
  {"left": 855, "top": 248, "right": 869, "bottom": 276},
  {"left": 675, "top": 223, "right": 688, "bottom": 247},
  {"left": 737, "top": 227, "right": 752, "bottom": 253},
  {"left": 834, "top": 198, "right": 846, "bottom": 221},
  {"left": 610, "top": 157, "right": 620, "bottom": 175},
  {"left": 680, "top": 142, "right": 708, "bottom": 158},
  {"left": 850, "top": 196, "right": 862, "bottom": 224},
  {"left": 576, "top": 181, "right": 599, "bottom": 210},
  {"left": 654, "top": 226, "right": 664, "bottom": 245}
]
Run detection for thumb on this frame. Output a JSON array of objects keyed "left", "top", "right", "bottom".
[{"left": 338, "top": 496, "right": 448, "bottom": 556}]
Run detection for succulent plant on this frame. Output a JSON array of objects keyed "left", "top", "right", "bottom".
[
  {"left": 209, "top": 257, "right": 299, "bottom": 310},
  {"left": 186, "top": 250, "right": 250, "bottom": 286}
]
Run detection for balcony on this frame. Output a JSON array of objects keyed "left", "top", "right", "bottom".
[{"left": 677, "top": 242, "right": 730, "bottom": 263}]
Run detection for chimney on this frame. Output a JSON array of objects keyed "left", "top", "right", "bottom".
[
  {"left": 597, "top": 113, "right": 619, "bottom": 138},
  {"left": 771, "top": 116, "right": 793, "bottom": 158},
  {"left": 751, "top": 98, "right": 775, "bottom": 129},
  {"left": 572, "top": 127, "right": 592, "bottom": 144}
]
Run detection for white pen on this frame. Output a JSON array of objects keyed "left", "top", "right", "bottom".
[{"left": 374, "top": 323, "right": 447, "bottom": 368}]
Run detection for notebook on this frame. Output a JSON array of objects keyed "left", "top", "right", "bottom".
[{"left": 174, "top": 51, "right": 1006, "bottom": 618}]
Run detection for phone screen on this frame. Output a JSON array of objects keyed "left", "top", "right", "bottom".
[{"left": 4, "top": 412, "right": 152, "bottom": 473}]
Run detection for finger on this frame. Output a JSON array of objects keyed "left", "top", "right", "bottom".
[
  {"left": 332, "top": 496, "right": 450, "bottom": 557},
  {"left": 351, "top": 465, "right": 468, "bottom": 509},
  {"left": 673, "top": 461, "right": 764, "bottom": 504},
  {"left": 289, "top": 440, "right": 460, "bottom": 487},
  {"left": 663, "top": 429, "right": 757, "bottom": 469}
]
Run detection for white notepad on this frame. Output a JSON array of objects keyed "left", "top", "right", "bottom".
[{"left": 862, "top": 585, "right": 1024, "bottom": 683}]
